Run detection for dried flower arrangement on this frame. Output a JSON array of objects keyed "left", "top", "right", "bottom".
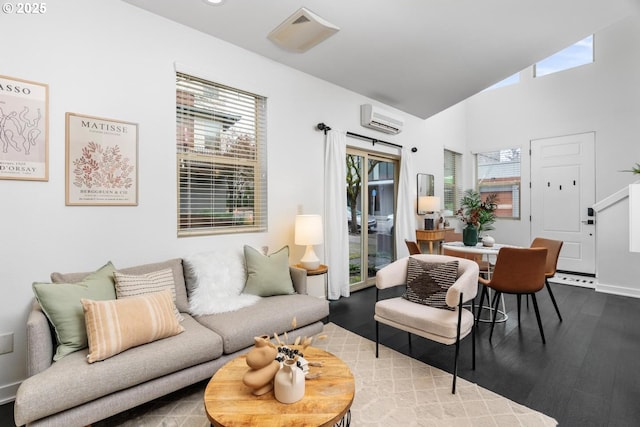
[{"left": 271, "top": 317, "right": 327, "bottom": 379}]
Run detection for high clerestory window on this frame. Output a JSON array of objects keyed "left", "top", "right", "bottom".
[
  {"left": 535, "top": 35, "right": 594, "bottom": 77},
  {"left": 176, "top": 72, "right": 267, "bottom": 236}
]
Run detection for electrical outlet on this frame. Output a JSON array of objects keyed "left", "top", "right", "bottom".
[{"left": 0, "top": 333, "right": 14, "bottom": 355}]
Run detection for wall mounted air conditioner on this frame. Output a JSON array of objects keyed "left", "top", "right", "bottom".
[{"left": 360, "top": 104, "right": 404, "bottom": 135}]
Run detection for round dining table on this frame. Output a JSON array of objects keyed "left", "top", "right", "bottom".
[{"left": 441, "top": 241, "right": 518, "bottom": 323}]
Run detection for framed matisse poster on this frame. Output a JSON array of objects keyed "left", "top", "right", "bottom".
[
  {"left": 0, "top": 75, "right": 49, "bottom": 181},
  {"left": 65, "top": 113, "right": 138, "bottom": 206}
]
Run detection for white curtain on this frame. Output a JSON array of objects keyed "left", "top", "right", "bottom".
[
  {"left": 394, "top": 147, "right": 416, "bottom": 258},
  {"left": 324, "top": 129, "right": 350, "bottom": 300}
]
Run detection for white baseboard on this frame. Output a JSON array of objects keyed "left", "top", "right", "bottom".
[
  {"left": 0, "top": 380, "right": 19, "bottom": 404},
  {"left": 596, "top": 283, "right": 640, "bottom": 299}
]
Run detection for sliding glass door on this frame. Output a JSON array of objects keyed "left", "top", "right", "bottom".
[{"left": 346, "top": 148, "right": 398, "bottom": 290}]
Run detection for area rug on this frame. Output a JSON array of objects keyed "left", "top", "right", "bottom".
[{"left": 97, "top": 323, "right": 557, "bottom": 427}]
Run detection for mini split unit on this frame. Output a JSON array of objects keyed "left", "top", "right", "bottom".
[{"left": 360, "top": 104, "right": 404, "bottom": 135}]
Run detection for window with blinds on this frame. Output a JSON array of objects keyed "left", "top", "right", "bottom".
[
  {"left": 176, "top": 72, "right": 267, "bottom": 236},
  {"left": 476, "top": 148, "right": 521, "bottom": 219},
  {"left": 443, "top": 149, "right": 462, "bottom": 214}
]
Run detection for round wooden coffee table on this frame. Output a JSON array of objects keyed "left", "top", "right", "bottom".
[{"left": 204, "top": 346, "right": 355, "bottom": 427}]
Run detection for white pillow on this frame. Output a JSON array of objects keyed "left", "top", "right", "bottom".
[{"left": 184, "top": 250, "right": 260, "bottom": 315}]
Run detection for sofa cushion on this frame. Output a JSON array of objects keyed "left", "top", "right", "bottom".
[
  {"left": 14, "top": 314, "right": 223, "bottom": 423},
  {"left": 403, "top": 258, "right": 458, "bottom": 310},
  {"left": 82, "top": 289, "right": 185, "bottom": 363},
  {"left": 52, "top": 258, "right": 189, "bottom": 313},
  {"left": 195, "top": 294, "right": 329, "bottom": 353},
  {"left": 114, "top": 268, "right": 183, "bottom": 321},
  {"left": 184, "top": 249, "right": 260, "bottom": 315},
  {"left": 243, "top": 245, "right": 295, "bottom": 297},
  {"left": 33, "top": 262, "right": 117, "bottom": 361}
]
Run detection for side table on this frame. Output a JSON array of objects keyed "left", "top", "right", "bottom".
[
  {"left": 295, "top": 264, "right": 328, "bottom": 299},
  {"left": 416, "top": 228, "right": 452, "bottom": 254}
]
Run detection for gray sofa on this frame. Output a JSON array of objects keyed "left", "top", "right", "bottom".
[{"left": 14, "top": 258, "right": 329, "bottom": 427}]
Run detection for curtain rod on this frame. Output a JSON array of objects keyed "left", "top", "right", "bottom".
[{"left": 316, "top": 123, "right": 417, "bottom": 152}]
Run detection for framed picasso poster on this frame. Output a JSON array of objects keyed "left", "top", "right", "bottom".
[
  {"left": 0, "top": 75, "right": 49, "bottom": 181},
  {"left": 65, "top": 113, "right": 138, "bottom": 206}
]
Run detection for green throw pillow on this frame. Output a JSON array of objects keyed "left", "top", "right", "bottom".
[
  {"left": 243, "top": 245, "right": 295, "bottom": 297},
  {"left": 32, "top": 261, "right": 117, "bottom": 361}
]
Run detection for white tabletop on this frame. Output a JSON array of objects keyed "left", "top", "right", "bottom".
[{"left": 441, "top": 241, "right": 517, "bottom": 256}]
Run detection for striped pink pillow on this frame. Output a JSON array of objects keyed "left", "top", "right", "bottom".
[{"left": 81, "top": 289, "right": 184, "bottom": 363}]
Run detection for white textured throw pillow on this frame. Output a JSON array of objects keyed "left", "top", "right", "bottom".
[
  {"left": 184, "top": 250, "right": 260, "bottom": 315},
  {"left": 114, "top": 268, "right": 184, "bottom": 322}
]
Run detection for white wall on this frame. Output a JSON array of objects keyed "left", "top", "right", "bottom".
[
  {"left": 425, "top": 13, "right": 640, "bottom": 289},
  {"left": 0, "top": 0, "right": 439, "bottom": 401}
]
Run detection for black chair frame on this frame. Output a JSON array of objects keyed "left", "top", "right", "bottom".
[{"left": 375, "top": 290, "right": 476, "bottom": 394}]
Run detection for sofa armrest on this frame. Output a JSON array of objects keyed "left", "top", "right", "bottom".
[
  {"left": 26, "top": 301, "right": 54, "bottom": 377},
  {"left": 290, "top": 266, "right": 308, "bottom": 295}
]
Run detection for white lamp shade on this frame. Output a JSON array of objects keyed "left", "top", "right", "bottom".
[
  {"left": 418, "top": 196, "right": 441, "bottom": 213},
  {"left": 295, "top": 214, "right": 323, "bottom": 270},
  {"left": 295, "top": 215, "right": 323, "bottom": 245}
]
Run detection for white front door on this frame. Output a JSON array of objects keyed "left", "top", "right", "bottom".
[{"left": 530, "top": 132, "right": 596, "bottom": 274}]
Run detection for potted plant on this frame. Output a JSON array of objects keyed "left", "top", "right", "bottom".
[{"left": 456, "top": 189, "right": 498, "bottom": 246}]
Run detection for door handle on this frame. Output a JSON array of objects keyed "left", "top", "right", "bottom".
[{"left": 581, "top": 219, "right": 595, "bottom": 225}]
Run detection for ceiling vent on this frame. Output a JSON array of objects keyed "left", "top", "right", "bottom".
[
  {"left": 360, "top": 104, "right": 404, "bottom": 135},
  {"left": 267, "top": 7, "right": 339, "bottom": 53}
]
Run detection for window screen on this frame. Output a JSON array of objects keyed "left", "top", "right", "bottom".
[
  {"left": 444, "top": 149, "right": 462, "bottom": 214},
  {"left": 476, "top": 148, "right": 521, "bottom": 219}
]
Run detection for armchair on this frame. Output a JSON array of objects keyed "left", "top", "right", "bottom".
[{"left": 374, "top": 254, "right": 479, "bottom": 393}]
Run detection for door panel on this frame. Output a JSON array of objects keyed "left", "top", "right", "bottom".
[
  {"left": 346, "top": 149, "right": 397, "bottom": 290},
  {"left": 531, "top": 132, "right": 595, "bottom": 274}
]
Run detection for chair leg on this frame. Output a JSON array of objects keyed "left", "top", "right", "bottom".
[
  {"left": 530, "top": 293, "right": 546, "bottom": 344},
  {"left": 476, "top": 286, "right": 488, "bottom": 326},
  {"left": 517, "top": 294, "right": 522, "bottom": 326},
  {"left": 471, "top": 299, "right": 476, "bottom": 371},
  {"left": 408, "top": 332, "right": 412, "bottom": 354},
  {"left": 546, "top": 278, "right": 563, "bottom": 321},
  {"left": 375, "top": 321, "right": 379, "bottom": 358},
  {"left": 489, "top": 291, "right": 501, "bottom": 342},
  {"left": 452, "top": 295, "right": 463, "bottom": 394}
]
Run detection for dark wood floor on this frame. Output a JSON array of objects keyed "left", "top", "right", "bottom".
[
  {"left": 2, "top": 281, "right": 639, "bottom": 427},
  {"left": 328, "top": 282, "right": 640, "bottom": 427}
]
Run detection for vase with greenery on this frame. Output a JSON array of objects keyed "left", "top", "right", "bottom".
[{"left": 456, "top": 189, "right": 498, "bottom": 246}]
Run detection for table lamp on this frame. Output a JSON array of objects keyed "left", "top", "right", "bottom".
[
  {"left": 295, "top": 214, "right": 323, "bottom": 270},
  {"left": 418, "top": 196, "right": 440, "bottom": 230}
]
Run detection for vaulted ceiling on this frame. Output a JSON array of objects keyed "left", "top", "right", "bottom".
[{"left": 125, "top": 0, "right": 639, "bottom": 119}]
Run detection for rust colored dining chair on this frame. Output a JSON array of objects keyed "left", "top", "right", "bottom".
[
  {"left": 477, "top": 247, "right": 548, "bottom": 343},
  {"left": 530, "top": 237, "right": 564, "bottom": 321},
  {"left": 375, "top": 255, "right": 479, "bottom": 394},
  {"left": 405, "top": 239, "right": 422, "bottom": 255}
]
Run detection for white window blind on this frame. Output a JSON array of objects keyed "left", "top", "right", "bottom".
[
  {"left": 443, "top": 149, "right": 462, "bottom": 214},
  {"left": 176, "top": 72, "right": 267, "bottom": 236},
  {"left": 476, "top": 148, "right": 520, "bottom": 219}
]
